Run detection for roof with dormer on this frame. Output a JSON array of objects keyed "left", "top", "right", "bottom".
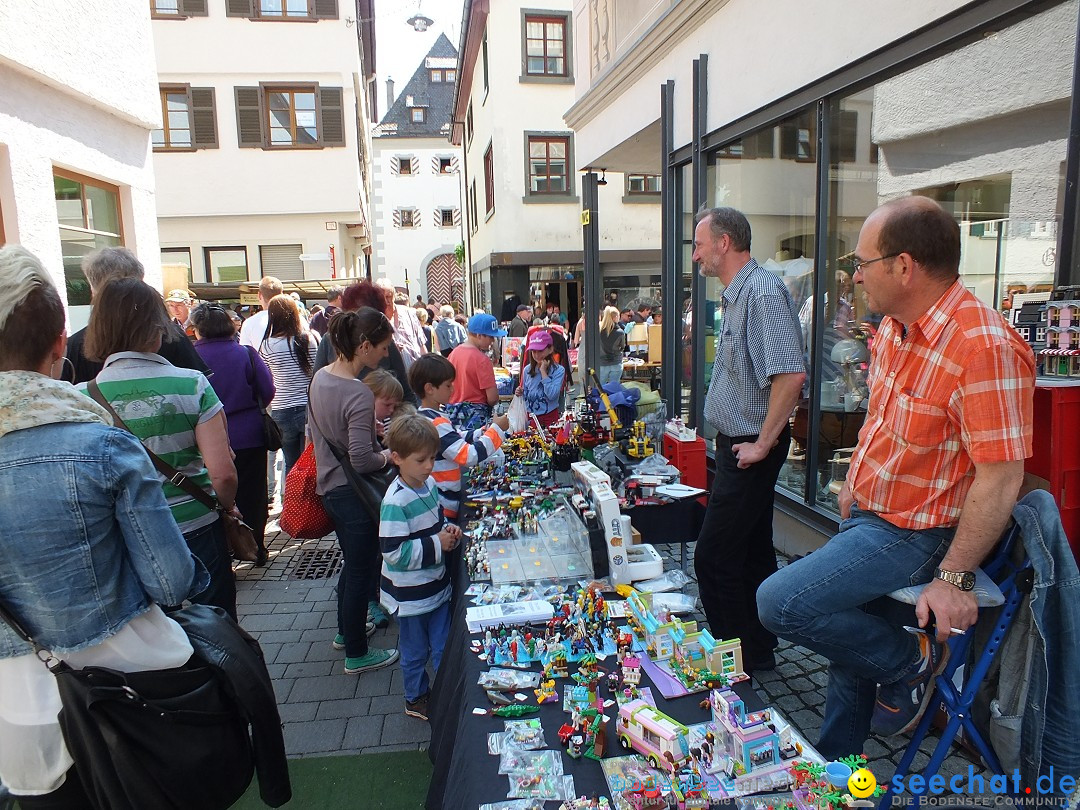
[{"left": 374, "top": 32, "right": 457, "bottom": 139}]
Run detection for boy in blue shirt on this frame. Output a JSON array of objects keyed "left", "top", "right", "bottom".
[{"left": 379, "top": 415, "right": 460, "bottom": 721}]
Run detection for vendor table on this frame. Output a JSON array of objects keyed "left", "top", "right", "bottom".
[{"left": 425, "top": 555, "right": 762, "bottom": 810}]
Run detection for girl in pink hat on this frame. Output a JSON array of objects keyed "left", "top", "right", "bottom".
[{"left": 521, "top": 329, "right": 565, "bottom": 428}]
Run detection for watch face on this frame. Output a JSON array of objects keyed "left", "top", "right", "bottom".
[{"left": 960, "top": 571, "right": 976, "bottom": 591}]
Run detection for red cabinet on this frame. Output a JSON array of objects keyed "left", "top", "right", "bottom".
[{"left": 1026, "top": 383, "right": 1080, "bottom": 559}]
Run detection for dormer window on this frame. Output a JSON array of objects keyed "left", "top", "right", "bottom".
[{"left": 411, "top": 109, "right": 425, "bottom": 123}]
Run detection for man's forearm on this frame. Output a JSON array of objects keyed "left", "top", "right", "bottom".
[
  {"left": 939, "top": 460, "right": 1024, "bottom": 571},
  {"left": 758, "top": 372, "right": 805, "bottom": 447}
]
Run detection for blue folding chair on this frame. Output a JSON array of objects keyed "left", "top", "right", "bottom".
[{"left": 879, "top": 522, "right": 1034, "bottom": 807}]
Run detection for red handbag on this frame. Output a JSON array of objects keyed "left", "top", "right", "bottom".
[{"left": 280, "top": 443, "right": 334, "bottom": 539}]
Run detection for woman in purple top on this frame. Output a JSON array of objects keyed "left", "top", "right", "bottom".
[{"left": 192, "top": 303, "right": 276, "bottom": 566}]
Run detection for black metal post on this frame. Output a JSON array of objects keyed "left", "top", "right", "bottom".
[
  {"left": 1058, "top": 1, "right": 1080, "bottom": 285},
  {"left": 805, "top": 99, "right": 831, "bottom": 507},
  {"left": 581, "top": 171, "right": 602, "bottom": 392},
  {"left": 660, "top": 80, "right": 677, "bottom": 415},
  {"left": 689, "top": 54, "right": 708, "bottom": 430}
]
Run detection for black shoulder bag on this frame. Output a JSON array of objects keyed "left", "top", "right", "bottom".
[
  {"left": 0, "top": 600, "right": 254, "bottom": 810},
  {"left": 88, "top": 381, "right": 259, "bottom": 562},
  {"left": 248, "top": 347, "right": 283, "bottom": 451},
  {"left": 307, "top": 384, "right": 394, "bottom": 522}
]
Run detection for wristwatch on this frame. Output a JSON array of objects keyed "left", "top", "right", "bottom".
[{"left": 935, "top": 567, "right": 976, "bottom": 591}]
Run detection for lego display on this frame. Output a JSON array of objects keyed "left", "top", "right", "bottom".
[
  {"left": 486, "top": 719, "right": 547, "bottom": 754},
  {"left": 615, "top": 699, "right": 692, "bottom": 773}
]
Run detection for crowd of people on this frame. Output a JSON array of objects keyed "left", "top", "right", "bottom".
[{"left": 5, "top": 193, "right": 1065, "bottom": 807}]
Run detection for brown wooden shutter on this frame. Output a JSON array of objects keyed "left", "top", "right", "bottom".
[
  {"left": 311, "top": 0, "right": 338, "bottom": 19},
  {"left": 319, "top": 86, "right": 345, "bottom": 147},
  {"left": 433, "top": 209, "right": 441, "bottom": 228},
  {"left": 225, "top": 0, "right": 253, "bottom": 16},
  {"left": 181, "top": 0, "right": 208, "bottom": 15},
  {"left": 190, "top": 87, "right": 218, "bottom": 148},
  {"left": 234, "top": 87, "right": 264, "bottom": 147}
]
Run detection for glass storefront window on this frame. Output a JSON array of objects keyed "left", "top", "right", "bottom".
[
  {"left": 677, "top": 162, "right": 694, "bottom": 422},
  {"left": 813, "top": 2, "right": 1073, "bottom": 512},
  {"left": 704, "top": 115, "right": 818, "bottom": 497}
]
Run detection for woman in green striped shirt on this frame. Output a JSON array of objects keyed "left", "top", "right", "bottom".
[{"left": 81, "top": 279, "right": 240, "bottom": 619}]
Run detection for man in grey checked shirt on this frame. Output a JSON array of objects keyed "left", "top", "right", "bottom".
[{"left": 692, "top": 207, "right": 807, "bottom": 673}]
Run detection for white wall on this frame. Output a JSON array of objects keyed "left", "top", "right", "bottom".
[
  {"left": 152, "top": 6, "right": 367, "bottom": 277},
  {"left": 570, "top": 0, "right": 970, "bottom": 167},
  {"left": 463, "top": 0, "right": 660, "bottom": 267},
  {"left": 0, "top": 0, "right": 161, "bottom": 327},
  {"left": 371, "top": 137, "right": 462, "bottom": 293}
]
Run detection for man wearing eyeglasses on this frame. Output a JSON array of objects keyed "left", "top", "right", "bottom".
[
  {"left": 757, "top": 196, "right": 1034, "bottom": 759},
  {"left": 691, "top": 206, "right": 807, "bottom": 677}
]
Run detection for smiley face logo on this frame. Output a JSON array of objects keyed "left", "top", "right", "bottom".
[{"left": 848, "top": 768, "right": 877, "bottom": 798}]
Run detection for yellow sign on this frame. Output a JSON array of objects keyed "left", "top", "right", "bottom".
[
  {"left": 580, "top": 209, "right": 591, "bottom": 226},
  {"left": 240, "top": 293, "right": 261, "bottom": 305}
]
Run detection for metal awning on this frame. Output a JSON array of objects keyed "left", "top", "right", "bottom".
[{"left": 188, "top": 278, "right": 349, "bottom": 302}]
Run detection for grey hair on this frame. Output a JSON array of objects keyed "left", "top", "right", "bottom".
[
  {"left": 82, "top": 247, "right": 144, "bottom": 293},
  {"left": 0, "top": 246, "right": 58, "bottom": 332},
  {"left": 440, "top": 304, "right": 454, "bottom": 318},
  {"left": 695, "top": 206, "right": 752, "bottom": 253}
]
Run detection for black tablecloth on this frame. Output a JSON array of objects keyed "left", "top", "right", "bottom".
[
  {"left": 626, "top": 496, "right": 706, "bottom": 547},
  {"left": 425, "top": 560, "right": 762, "bottom": 809}
]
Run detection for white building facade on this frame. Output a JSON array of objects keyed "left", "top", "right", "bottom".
[
  {"left": 0, "top": 0, "right": 162, "bottom": 328},
  {"left": 151, "top": 0, "right": 377, "bottom": 292},
  {"left": 371, "top": 34, "right": 465, "bottom": 305},
  {"left": 453, "top": 0, "right": 662, "bottom": 324}
]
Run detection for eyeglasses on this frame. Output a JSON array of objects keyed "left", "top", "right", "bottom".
[{"left": 850, "top": 253, "right": 900, "bottom": 273}]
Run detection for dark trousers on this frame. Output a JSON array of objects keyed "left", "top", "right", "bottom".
[
  {"left": 233, "top": 446, "right": 269, "bottom": 554},
  {"left": 322, "top": 485, "right": 380, "bottom": 658},
  {"left": 15, "top": 767, "right": 93, "bottom": 809},
  {"left": 694, "top": 425, "right": 790, "bottom": 666},
  {"left": 184, "top": 518, "right": 237, "bottom": 621}
]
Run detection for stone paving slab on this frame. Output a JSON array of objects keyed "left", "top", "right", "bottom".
[{"left": 236, "top": 506, "right": 986, "bottom": 786}]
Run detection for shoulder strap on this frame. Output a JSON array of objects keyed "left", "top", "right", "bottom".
[
  {"left": 87, "top": 380, "right": 220, "bottom": 513},
  {"left": 247, "top": 346, "right": 266, "bottom": 409}
]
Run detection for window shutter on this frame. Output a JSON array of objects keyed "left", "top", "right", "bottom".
[
  {"left": 431, "top": 156, "right": 440, "bottom": 174},
  {"left": 190, "top": 87, "right": 218, "bottom": 148},
  {"left": 410, "top": 157, "right": 419, "bottom": 175},
  {"left": 311, "top": 0, "right": 338, "bottom": 19},
  {"left": 225, "top": 0, "right": 254, "bottom": 16},
  {"left": 319, "top": 87, "right": 345, "bottom": 147},
  {"left": 453, "top": 208, "right": 461, "bottom": 227},
  {"left": 433, "top": 209, "right": 441, "bottom": 228},
  {"left": 234, "top": 87, "right": 264, "bottom": 147},
  {"left": 391, "top": 158, "right": 400, "bottom": 176},
  {"left": 450, "top": 156, "right": 460, "bottom": 173},
  {"left": 259, "top": 244, "right": 304, "bottom": 281},
  {"left": 393, "top": 209, "right": 402, "bottom": 228},
  {"left": 412, "top": 208, "right": 421, "bottom": 229},
  {"left": 180, "top": 0, "right": 208, "bottom": 15}
]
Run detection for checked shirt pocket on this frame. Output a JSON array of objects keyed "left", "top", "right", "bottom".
[{"left": 892, "top": 390, "right": 950, "bottom": 448}]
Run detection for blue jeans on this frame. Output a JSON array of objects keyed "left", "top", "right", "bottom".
[
  {"left": 271, "top": 405, "right": 307, "bottom": 491},
  {"left": 756, "top": 506, "right": 953, "bottom": 759},
  {"left": 183, "top": 518, "right": 237, "bottom": 621},
  {"left": 597, "top": 363, "right": 622, "bottom": 387},
  {"left": 398, "top": 600, "right": 451, "bottom": 702},
  {"left": 321, "top": 485, "right": 380, "bottom": 658}
]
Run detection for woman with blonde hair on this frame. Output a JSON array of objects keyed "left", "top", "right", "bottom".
[
  {"left": 597, "top": 305, "right": 626, "bottom": 386},
  {"left": 259, "top": 293, "right": 319, "bottom": 487}
]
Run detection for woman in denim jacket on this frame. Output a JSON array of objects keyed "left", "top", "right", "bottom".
[{"left": 0, "top": 246, "right": 208, "bottom": 806}]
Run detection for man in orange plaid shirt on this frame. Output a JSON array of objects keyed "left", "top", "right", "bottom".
[{"left": 757, "top": 196, "right": 1034, "bottom": 759}]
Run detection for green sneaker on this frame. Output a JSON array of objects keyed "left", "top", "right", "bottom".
[
  {"left": 332, "top": 623, "right": 375, "bottom": 650},
  {"left": 368, "top": 601, "right": 391, "bottom": 628},
  {"left": 344, "top": 648, "right": 399, "bottom": 675}
]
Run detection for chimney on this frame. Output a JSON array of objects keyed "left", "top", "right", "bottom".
[{"left": 386, "top": 78, "right": 395, "bottom": 113}]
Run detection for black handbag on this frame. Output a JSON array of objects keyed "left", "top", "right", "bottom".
[
  {"left": 0, "top": 602, "right": 254, "bottom": 810},
  {"left": 248, "top": 347, "right": 283, "bottom": 452},
  {"left": 307, "top": 394, "right": 395, "bottom": 521}
]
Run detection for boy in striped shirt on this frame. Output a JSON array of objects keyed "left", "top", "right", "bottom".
[
  {"left": 407, "top": 354, "right": 509, "bottom": 523},
  {"left": 380, "top": 415, "right": 461, "bottom": 721}
]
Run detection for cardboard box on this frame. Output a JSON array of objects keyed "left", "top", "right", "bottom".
[
  {"left": 630, "top": 525, "right": 641, "bottom": 545},
  {"left": 648, "top": 324, "right": 662, "bottom": 364}
]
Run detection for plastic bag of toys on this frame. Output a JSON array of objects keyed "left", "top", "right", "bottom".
[
  {"left": 498, "top": 749, "right": 564, "bottom": 776},
  {"left": 479, "top": 801, "right": 545, "bottom": 810},
  {"left": 636, "top": 569, "right": 691, "bottom": 593},
  {"left": 478, "top": 668, "right": 542, "bottom": 691},
  {"left": 650, "top": 591, "right": 698, "bottom": 615},
  {"left": 487, "top": 719, "right": 547, "bottom": 754},
  {"left": 507, "top": 772, "right": 576, "bottom": 801}
]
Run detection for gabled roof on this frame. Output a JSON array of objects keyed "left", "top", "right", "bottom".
[{"left": 375, "top": 32, "right": 458, "bottom": 139}]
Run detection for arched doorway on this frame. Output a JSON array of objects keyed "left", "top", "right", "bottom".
[{"left": 425, "top": 253, "right": 463, "bottom": 305}]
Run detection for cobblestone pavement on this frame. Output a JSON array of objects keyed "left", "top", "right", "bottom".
[{"left": 238, "top": 497, "right": 985, "bottom": 784}]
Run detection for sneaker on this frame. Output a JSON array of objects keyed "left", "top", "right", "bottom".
[
  {"left": 405, "top": 693, "right": 430, "bottom": 721},
  {"left": 871, "top": 628, "right": 949, "bottom": 736},
  {"left": 344, "top": 648, "right": 399, "bottom": 675},
  {"left": 332, "top": 623, "right": 376, "bottom": 650},
  {"left": 368, "top": 601, "right": 391, "bottom": 628}
]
